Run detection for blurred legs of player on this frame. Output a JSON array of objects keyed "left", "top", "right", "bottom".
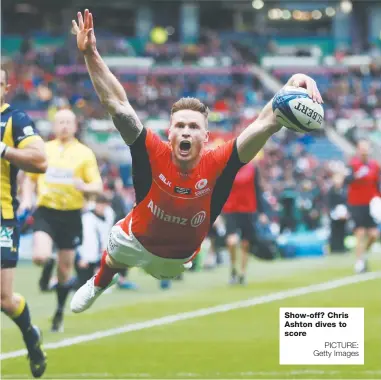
[
  {"left": 33, "top": 231, "right": 75, "bottom": 332},
  {"left": 32, "top": 231, "right": 55, "bottom": 291},
  {"left": 53, "top": 249, "right": 76, "bottom": 332},
  {"left": 39, "top": 256, "right": 56, "bottom": 292},
  {"left": 354, "top": 227, "right": 379, "bottom": 273},
  {"left": 226, "top": 234, "right": 250, "bottom": 285},
  {"left": 32, "top": 209, "right": 81, "bottom": 332},
  {"left": 204, "top": 220, "right": 225, "bottom": 269},
  {"left": 225, "top": 213, "right": 256, "bottom": 285},
  {"left": 1, "top": 265, "right": 46, "bottom": 377},
  {"left": 351, "top": 205, "right": 379, "bottom": 274}
]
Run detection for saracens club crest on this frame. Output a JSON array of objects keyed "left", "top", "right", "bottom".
[{"left": 195, "top": 179, "right": 208, "bottom": 190}]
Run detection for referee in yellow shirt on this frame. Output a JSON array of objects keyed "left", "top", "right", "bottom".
[{"left": 22, "top": 109, "right": 102, "bottom": 332}]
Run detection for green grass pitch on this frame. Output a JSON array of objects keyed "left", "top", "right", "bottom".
[{"left": 1, "top": 253, "right": 380, "bottom": 379}]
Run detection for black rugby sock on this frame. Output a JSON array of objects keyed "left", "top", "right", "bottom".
[
  {"left": 39, "top": 257, "right": 56, "bottom": 290},
  {"left": 56, "top": 281, "right": 72, "bottom": 313},
  {"left": 6, "top": 295, "right": 38, "bottom": 352}
]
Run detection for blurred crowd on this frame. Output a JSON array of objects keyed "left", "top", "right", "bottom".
[
  {"left": 255, "top": 131, "right": 347, "bottom": 234},
  {"left": 274, "top": 58, "right": 381, "bottom": 152},
  {"left": 3, "top": 32, "right": 270, "bottom": 129},
  {"left": 275, "top": 67, "right": 381, "bottom": 118},
  {"left": 5, "top": 35, "right": 380, "bottom": 127},
  {"left": 5, "top": 33, "right": 380, "bottom": 254},
  {"left": 323, "top": 72, "right": 381, "bottom": 116}
]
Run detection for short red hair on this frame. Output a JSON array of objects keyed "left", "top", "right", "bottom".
[{"left": 171, "top": 97, "right": 209, "bottom": 119}]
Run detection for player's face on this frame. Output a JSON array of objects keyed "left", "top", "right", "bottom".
[
  {"left": 168, "top": 110, "right": 209, "bottom": 165},
  {"left": 358, "top": 141, "right": 370, "bottom": 161},
  {"left": 0, "top": 70, "right": 10, "bottom": 106},
  {"left": 333, "top": 174, "right": 343, "bottom": 187},
  {"left": 54, "top": 110, "right": 77, "bottom": 141}
]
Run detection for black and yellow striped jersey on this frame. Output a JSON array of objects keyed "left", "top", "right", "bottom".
[{"left": 1, "top": 103, "right": 42, "bottom": 224}]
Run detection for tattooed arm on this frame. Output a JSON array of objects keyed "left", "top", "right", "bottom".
[
  {"left": 84, "top": 51, "right": 143, "bottom": 145},
  {"left": 73, "top": 10, "right": 143, "bottom": 145},
  {"left": 112, "top": 113, "right": 143, "bottom": 145}
]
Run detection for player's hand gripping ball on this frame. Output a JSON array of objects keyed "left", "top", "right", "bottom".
[{"left": 272, "top": 86, "right": 324, "bottom": 133}]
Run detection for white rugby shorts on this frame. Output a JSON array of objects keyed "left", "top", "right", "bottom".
[{"left": 107, "top": 219, "right": 193, "bottom": 280}]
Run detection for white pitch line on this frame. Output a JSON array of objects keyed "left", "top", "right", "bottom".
[{"left": 1, "top": 272, "right": 380, "bottom": 361}]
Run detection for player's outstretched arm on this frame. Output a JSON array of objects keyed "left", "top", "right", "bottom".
[
  {"left": 0, "top": 111, "right": 47, "bottom": 173},
  {"left": 236, "top": 100, "right": 280, "bottom": 163},
  {"left": 237, "top": 73, "right": 322, "bottom": 163},
  {"left": 1, "top": 137, "right": 47, "bottom": 173},
  {"left": 72, "top": 9, "right": 143, "bottom": 145}
]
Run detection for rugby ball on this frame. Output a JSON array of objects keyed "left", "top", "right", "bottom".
[{"left": 272, "top": 86, "right": 324, "bottom": 133}]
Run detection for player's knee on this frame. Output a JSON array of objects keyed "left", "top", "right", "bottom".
[
  {"left": 106, "top": 253, "right": 125, "bottom": 269},
  {"left": 57, "top": 257, "right": 72, "bottom": 277},
  {"left": 355, "top": 228, "right": 366, "bottom": 238},
  {"left": 57, "top": 261, "right": 70, "bottom": 274},
  {"left": 241, "top": 240, "right": 250, "bottom": 251},
  {"left": 369, "top": 229, "right": 379, "bottom": 240},
  {"left": 0, "top": 292, "right": 14, "bottom": 313},
  {"left": 32, "top": 254, "right": 47, "bottom": 266},
  {"left": 226, "top": 234, "right": 239, "bottom": 247},
  {"left": 56, "top": 266, "right": 71, "bottom": 284}
]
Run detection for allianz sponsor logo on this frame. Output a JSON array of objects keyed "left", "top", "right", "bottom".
[
  {"left": 159, "top": 173, "right": 171, "bottom": 187},
  {"left": 190, "top": 211, "right": 206, "bottom": 227},
  {"left": 148, "top": 200, "right": 187, "bottom": 225},
  {"left": 147, "top": 200, "right": 206, "bottom": 228}
]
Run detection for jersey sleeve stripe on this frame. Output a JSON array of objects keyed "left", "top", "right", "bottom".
[
  {"left": 17, "top": 135, "right": 42, "bottom": 149},
  {"left": 129, "top": 128, "right": 153, "bottom": 205},
  {"left": 3, "top": 117, "right": 14, "bottom": 147},
  {"left": 1, "top": 116, "right": 15, "bottom": 220},
  {"left": 210, "top": 139, "right": 245, "bottom": 226}
]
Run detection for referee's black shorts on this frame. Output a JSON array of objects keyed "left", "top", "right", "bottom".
[
  {"left": 224, "top": 212, "right": 257, "bottom": 242},
  {"left": 33, "top": 206, "right": 83, "bottom": 249},
  {"left": 350, "top": 205, "right": 377, "bottom": 229}
]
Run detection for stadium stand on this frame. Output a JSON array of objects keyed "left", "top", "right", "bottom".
[{"left": 3, "top": 30, "right": 371, "bottom": 238}]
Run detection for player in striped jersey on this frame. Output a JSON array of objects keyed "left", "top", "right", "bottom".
[{"left": 1, "top": 65, "right": 48, "bottom": 378}]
